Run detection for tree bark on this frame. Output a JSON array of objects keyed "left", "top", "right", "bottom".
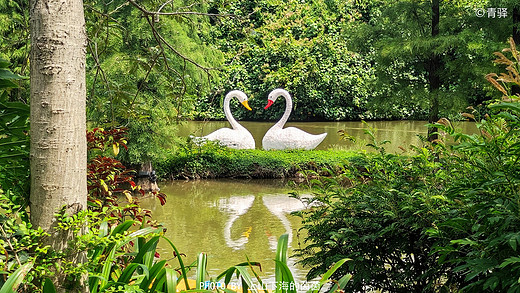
[
  {"left": 427, "top": 0, "right": 440, "bottom": 142},
  {"left": 137, "top": 161, "right": 159, "bottom": 192},
  {"left": 29, "top": 0, "right": 88, "bottom": 290}
]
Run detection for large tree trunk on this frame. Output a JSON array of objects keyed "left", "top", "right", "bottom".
[
  {"left": 29, "top": 0, "right": 88, "bottom": 290},
  {"left": 427, "top": 0, "right": 440, "bottom": 142}
]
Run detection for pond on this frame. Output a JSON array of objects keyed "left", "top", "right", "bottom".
[
  {"left": 140, "top": 179, "right": 311, "bottom": 287},
  {"left": 177, "top": 120, "right": 477, "bottom": 153},
  {"left": 142, "top": 120, "right": 478, "bottom": 288}
]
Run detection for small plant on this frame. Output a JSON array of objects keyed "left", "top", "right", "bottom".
[
  {"left": 485, "top": 37, "right": 520, "bottom": 102},
  {"left": 214, "top": 234, "right": 350, "bottom": 293},
  {"left": 87, "top": 127, "right": 166, "bottom": 223}
]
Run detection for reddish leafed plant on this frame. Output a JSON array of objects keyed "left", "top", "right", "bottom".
[{"left": 87, "top": 127, "right": 166, "bottom": 223}]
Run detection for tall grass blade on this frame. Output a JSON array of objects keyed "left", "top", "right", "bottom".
[
  {"left": 275, "top": 234, "right": 293, "bottom": 293},
  {"left": 96, "top": 227, "right": 159, "bottom": 290},
  {"left": 273, "top": 260, "right": 297, "bottom": 293},
  {"left": 235, "top": 266, "right": 257, "bottom": 293},
  {"left": 0, "top": 262, "right": 33, "bottom": 293},
  {"left": 148, "top": 267, "right": 167, "bottom": 292},
  {"left": 139, "top": 260, "right": 166, "bottom": 291},
  {"left": 328, "top": 274, "right": 352, "bottom": 292},
  {"left": 133, "top": 236, "right": 160, "bottom": 268},
  {"left": 312, "top": 258, "right": 352, "bottom": 293},
  {"left": 117, "top": 263, "right": 146, "bottom": 284},
  {"left": 160, "top": 235, "right": 190, "bottom": 290},
  {"left": 165, "top": 268, "right": 177, "bottom": 293},
  {"left": 196, "top": 253, "right": 208, "bottom": 289}
]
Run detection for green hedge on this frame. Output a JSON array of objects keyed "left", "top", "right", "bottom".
[{"left": 156, "top": 142, "right": 366, "bottom": 179}]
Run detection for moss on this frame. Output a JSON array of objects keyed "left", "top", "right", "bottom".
[{"left": 156, "top": 143, "right": 364, "bottom": 179}]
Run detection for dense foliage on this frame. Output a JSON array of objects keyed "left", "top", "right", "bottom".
[
  {"left": 204, "top": 0, "right": 377, "bottom": 121},
  {"left": 201, "top": 0, "right": 519, "bottom": 122},
  {"left": 84, "top": 0, "right": 225, "bottom": 164},
  {"left": 294, "top": 40, "right": 520, "bottom": 292},
  {"left": 0, "top": 58, "right": 28, "bottom": 208},
  {"left": 156, "top": 140, "right": 361, "bottom": 179}
]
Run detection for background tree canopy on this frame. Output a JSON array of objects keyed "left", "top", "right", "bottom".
[
  {"left": 1, "top": 0, "right": 519, "bottom": 160},
  {"left": 202, "top": 0, "right": 520, "bottom": 121}
]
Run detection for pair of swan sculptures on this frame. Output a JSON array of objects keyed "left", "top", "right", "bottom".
[{"left": 194, "top": 89, "right": 327, "bottom": 150}]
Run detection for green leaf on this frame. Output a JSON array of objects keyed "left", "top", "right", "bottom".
[
  {"left": 0, "top": 69, "right": 24, "bottom": 80},
  {"left": 110, "top": 220, "right": 135, "bottom": 236},
  {"left": 160, "top": 235, "right": 190, "bottom": 290},
  {"left": 196, "top": 253, "right": 208, "bottom": 289},
  {"left": 165, "top": 268, "right": 178, "bottom": 293},
  {"left": 132, "top": 236, "right": 160, "bottom": 268},
  {"left": 42, "top": 278, "right": 57, "bottom": 293},
  {"left": 311, "top": 258, "right": 350, "bottom": 293},
  {"left": 0, "top": 262, "right": 33, "bottom": 293}
]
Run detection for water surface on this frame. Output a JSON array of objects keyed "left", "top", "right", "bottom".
[
  {"left": 140, "top": 179, "right": 310, "bottom": 285},
  {"left": 178, "top": 120, "right": 477, "bottom": 153}
]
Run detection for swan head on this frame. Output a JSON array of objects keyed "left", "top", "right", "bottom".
[
  {"left": 264, "top": 88, "right": 290, "bottom": 110},
  {"left": 227, "top": 90, "right": 252, "bottom": 111}
]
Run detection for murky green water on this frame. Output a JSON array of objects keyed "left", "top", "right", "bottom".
[
  {"left": 140, "top": 179, "right": 310, "bottom": 285},
  {"left": 178, "top": 120, "right": 477, "bottom": 153}
]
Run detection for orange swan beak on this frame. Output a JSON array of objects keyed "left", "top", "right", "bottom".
[{"left": 241, "top": 100, "right": 252, "bottom": 111}]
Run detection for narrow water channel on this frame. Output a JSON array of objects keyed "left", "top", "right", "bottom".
[
  {"left": 140, "top": 179, "right": 310, "bottom": 286},
  {"left": 178, "top": 120, "right": 477, "bottom": 153}
]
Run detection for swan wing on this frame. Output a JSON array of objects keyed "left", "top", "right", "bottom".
[
  {"left": 263, "top": 126, "right": 327, "bottom": 150},
  {"left": 198, "top": 127, "right": 255, "bottom": 149}
]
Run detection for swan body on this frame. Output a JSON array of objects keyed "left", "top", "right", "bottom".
[
  {"left": 193, "top": 90, "right": 255, "bottom": 149},
  {"left": 262, "top": 89, "right": 327, "bottom": 150}
]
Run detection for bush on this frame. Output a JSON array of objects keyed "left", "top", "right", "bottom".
[
  {"left": 156, "top": 140, "right": 361, "bottom": 179},
  {"left": 294, "top": 38, "right": 520, "bottom": 292},
  {"left": 293, "top": 146, "right": 458, "bottom": 292}
]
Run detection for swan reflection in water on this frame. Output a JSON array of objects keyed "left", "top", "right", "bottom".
[
  {"left": 218, "top": 195, "right": 255, "bottom": 250},
  {"left": 219, "top": 195, "right": 305, "bottom": 251}
]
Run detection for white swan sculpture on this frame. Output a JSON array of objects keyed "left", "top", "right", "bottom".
[
  {"left": 193, "top": 90, "right": 255, "bottom": 149},
  {"left": 262, "top": 89, "right": 327, "bottom": 150}
]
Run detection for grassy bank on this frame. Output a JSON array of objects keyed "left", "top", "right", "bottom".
[{"left": 156, "top": 142, "right": 366, "bottom": 179}]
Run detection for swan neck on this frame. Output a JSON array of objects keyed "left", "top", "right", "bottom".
[
  {"left": 275, "top": 93, "right": 292, "bottom": 128},
  {"left": 224, "top": 95, "right": 240, "bottom": 129}
]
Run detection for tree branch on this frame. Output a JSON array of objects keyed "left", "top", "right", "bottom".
[{"left": 127, "top": 0, "right": 236, "bottom": 18}]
